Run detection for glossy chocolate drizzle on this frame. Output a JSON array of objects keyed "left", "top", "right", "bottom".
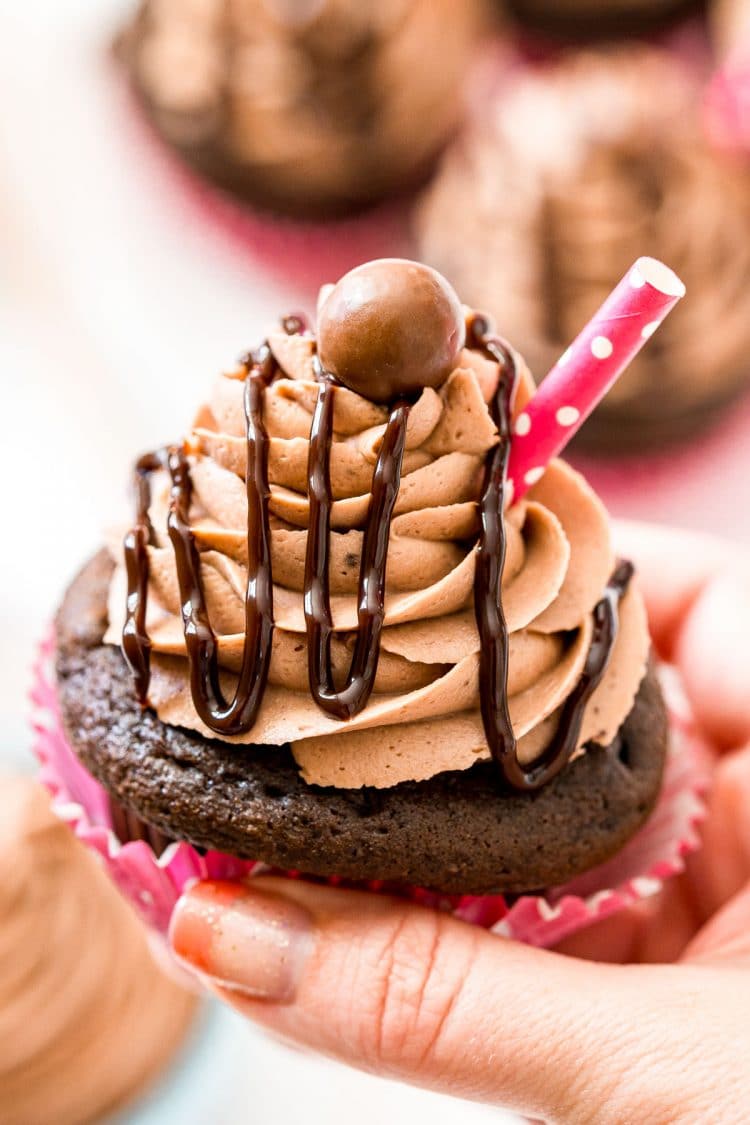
[
  {"left": 469, "top": 315, "right": 632, "bottom": 790},
  {"left": 122, "top": 316, "right": 631, "bottom": 792},
  {"left": 123, "top": 340, "right": 278, "bottom": 736},
  {"left": 122, "top": 448, "right": 170, "bottom": 701},
  {"left": 305, "top": 359, "right": 411, "bottom": 719}
]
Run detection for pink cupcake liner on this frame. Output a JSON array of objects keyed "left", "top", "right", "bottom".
[{"left": 32, "top": 639, "right": 707, "bottom": 947}]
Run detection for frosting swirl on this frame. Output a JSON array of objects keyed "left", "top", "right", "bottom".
[
  {"left": 106, "top": 316, "right": 650, "bottom": 789},
  {"left": 0, "top": 779, "right": 195, "bottom": 1125},
  {"left": 417, "top": 47, "right": 750, "bottom": 439}
]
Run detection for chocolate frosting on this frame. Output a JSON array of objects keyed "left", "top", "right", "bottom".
[
  {"left": 0, "top": 779, "right": 195, "bottom": 1125},
  {"left": 417, "top": 47, "right": 750, "bottom": 439},
  {"left": 105, "top": 292, "right": 650, "bottom": 790},
  {"left": 120, "top": 0, "right": 480, "bottom": 215}
]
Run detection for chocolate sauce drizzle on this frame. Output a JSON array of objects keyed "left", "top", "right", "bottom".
[
  {"left": 166, "top": 350, "right": 275, "bottom": 736},
  {"left": 122, "top": 448, "right": 170, "bottom": 701},
  {"left": 305, "top": 360, "right": 411, "bottom": 719},
  {"left": 469, "top": 315, "right": 632, "bottom": 790},
  {"left": 122, "top": 316, "right": 631, "bottom": 792},
  {"left": 123, "top": 342, "right": 278, "bottom": 735}
]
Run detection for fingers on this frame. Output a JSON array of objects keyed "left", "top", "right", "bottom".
[
  {"left": 674, "top": 570, "right": 750, "bottom": 749},
  {"left": 554, "top": 877, "right": 698, "bottom": 965},
  {"left": 565, "top": 742, "right": 750, "bottom": 967},
  {"left": 553, "top": 743, "right": 750, "bottom": 967},
  {"left": 170, "top": 877, "right": 639, "bottom": 1120},
  {"left": 686, "top": 743, "right": 750, "bottom": 921},
  {"left": 682, "top": 880, "right": 750, "bottom": 965},
  {"left": 611, "top": 520, "right": 729, "bottom": 656},
  {"left": 614, "top": 520, "right": 750, "bottom": 749},
  {"left": 559, "top": 743, "right": 750, "bottom": 963}
]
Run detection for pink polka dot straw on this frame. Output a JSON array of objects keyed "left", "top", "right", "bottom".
[{"left": 507, "top": 257, "right": 686, "bottom": 503}]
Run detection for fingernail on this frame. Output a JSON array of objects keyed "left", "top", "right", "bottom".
[{"left": 169, "top": 881, "right": 313, "bottom": 1003}]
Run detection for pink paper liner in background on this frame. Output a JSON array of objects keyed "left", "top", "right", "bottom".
[{"left": 32, "top": 641, "right": 707, "bottom": 948}]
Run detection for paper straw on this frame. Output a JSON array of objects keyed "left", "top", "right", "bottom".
[{"left": 507, "top": 257, "right": 685, "bottom": 503}]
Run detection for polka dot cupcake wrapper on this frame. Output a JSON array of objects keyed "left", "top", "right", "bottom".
[
  {"left": 32, "top": 639, "right": 707, "bottom": 947},
  {"left": 508, "top": 257, "right": 686, "bottom": 504}
]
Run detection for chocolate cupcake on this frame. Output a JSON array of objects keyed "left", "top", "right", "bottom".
[
  {"left": 501, "top": 0, "right": 705, "bottom": 39},
  {"left": 417, "top": 47, "right": 750, "bottom": 451},
  {"left": 117, "top": 0, "right": 480, "bottom": 218},
  {"left": 53, "top": 260, "right": 669, "bottom": 900}
]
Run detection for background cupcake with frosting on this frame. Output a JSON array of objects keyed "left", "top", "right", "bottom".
[
  {"left": 109, "top": 0, "right": 482, "bottom": 287},
  {"left": 417, "top": 43, "right": 750, "bottom": 451}
]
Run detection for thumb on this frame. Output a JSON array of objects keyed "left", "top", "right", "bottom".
[
  {"left": 613, "top": 521, "right": 750, "bottom": 750},
  {"left": 170, "top": 877, "right": 667, "bottom": 1120}
]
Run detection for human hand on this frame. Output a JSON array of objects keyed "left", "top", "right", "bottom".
[{"left": 169, "top": 522, "right": 750, "bottom": 1124}]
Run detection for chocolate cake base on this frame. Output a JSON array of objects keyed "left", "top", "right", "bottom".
[{"left": 55, "top": 552, "right": 668, "bottom": 895}]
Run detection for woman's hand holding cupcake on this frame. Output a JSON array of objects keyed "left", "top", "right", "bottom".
[
  {"left": 42, "top": 257, "right": 725, "bottom": 1118},
  {"left": 169, "top": 521, "right": 750, "bottom": 1124}
]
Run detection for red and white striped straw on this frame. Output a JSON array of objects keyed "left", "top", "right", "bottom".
[{"left": 507, "top": 256, "right": 686, "bottom": 504}]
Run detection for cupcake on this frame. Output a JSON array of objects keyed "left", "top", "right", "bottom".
[
  {"left": 417, "top": 46, "right": 750, "bottom": 451},
  {"left": 0, "top": 777, "right": 196, "bottom": 1125},
  {"left": 44, "top": 260, "right": 704, "bottom": 947},
  {"left": 500, "top": 0, "right": 705, "bottom": 39},
  {"left": 116, "top": 0, "right": 480, "bottom": 218}
]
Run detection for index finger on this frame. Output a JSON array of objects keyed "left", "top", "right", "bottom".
[
  {"left": 615, "top": 519, "right": 750, "bottom": 749},
  {"left": 612, "top": 520, "right": 730, "bottom": 657}
]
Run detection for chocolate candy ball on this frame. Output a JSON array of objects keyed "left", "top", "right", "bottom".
[{"left": 317, "top": 259, "right": 466, "bottom": 403}]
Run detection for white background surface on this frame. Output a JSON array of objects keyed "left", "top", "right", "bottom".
[{"left": 1, "top": 1, "right": 748, "bottom": 1121}]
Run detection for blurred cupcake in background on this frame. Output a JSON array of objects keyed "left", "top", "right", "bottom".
[
  {"left": 417, "top": 46, "right": 750, "bottom": 451},
  {"left": 1, "top": 777, "right": 196, "bottom": 1125},
  {"left": 117, "top": 0, "right": 482, "bottom": 219},
  {"left": 499, "top": 0, "right": 706, "bottom": 39}
]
